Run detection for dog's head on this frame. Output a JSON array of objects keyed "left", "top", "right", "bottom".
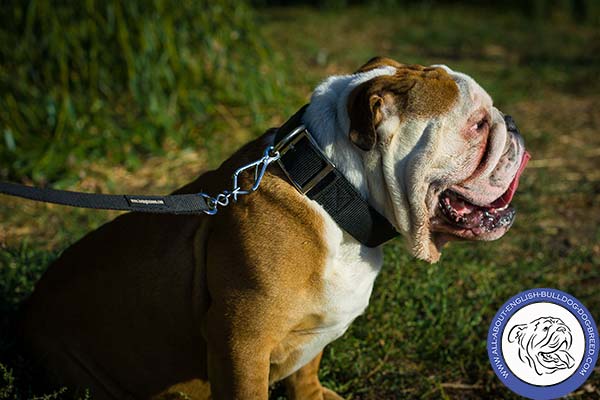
[
  {"left": 305, "top": 57, "right": 529, "bottom": 262},
  {"left": 508, "top": 317, "right": 575, "bottom": 375}
]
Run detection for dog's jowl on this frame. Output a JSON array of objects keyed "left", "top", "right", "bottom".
[{"left": 22, "top": 57, "right": 529, "bottom": 400}]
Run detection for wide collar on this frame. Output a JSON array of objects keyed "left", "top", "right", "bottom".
[{"left": 273, "top": 106, "right": 399, "bottom": 247}]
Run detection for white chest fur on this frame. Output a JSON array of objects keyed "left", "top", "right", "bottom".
[{"left": 283, "top": 202, "right": 383, "bottom": 377}]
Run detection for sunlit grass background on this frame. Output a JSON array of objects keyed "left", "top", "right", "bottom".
[{"left": 1, "top": 1, "right": 599, "bottom": 399}]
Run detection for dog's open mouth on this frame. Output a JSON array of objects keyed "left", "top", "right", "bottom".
[
  {"left": 438, "top": 190, "right": 517, "bottom": 233},
  {"left": 434, "top": 151, "right": 530, "bottom": 239}
]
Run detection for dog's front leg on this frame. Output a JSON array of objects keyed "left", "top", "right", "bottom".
[
  {"left": 206, "top": 306, "right": 271, "bottom": 400},
  {"left": 284, "top": 351, "right": 345, "bottom": 400}
]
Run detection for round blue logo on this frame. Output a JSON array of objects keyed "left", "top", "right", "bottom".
[{"left": 488, "top": 288, "right": 598, "bottom": 400}]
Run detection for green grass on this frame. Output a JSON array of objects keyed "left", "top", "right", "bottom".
[
  {"left": 0, "top": 0, "right": 287, "bottom": 185},
  {"left": 2, "top": 3, "right": 600, "bottom": 399}
]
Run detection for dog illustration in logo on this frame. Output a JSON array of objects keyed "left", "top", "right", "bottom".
[{"left": 508, "top": 317, "right": 575, "bottom": 375}]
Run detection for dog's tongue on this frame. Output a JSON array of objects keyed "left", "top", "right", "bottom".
[
  {"left": 490, "top": 151, "right": 530, "bottom": 209},
  {"left": 554, "top": 349, "right": 576, "bottom": 369}
]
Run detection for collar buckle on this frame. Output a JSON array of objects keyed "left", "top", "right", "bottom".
[{"left": 275, "top": 126, "right": 334, "bottom": 195}]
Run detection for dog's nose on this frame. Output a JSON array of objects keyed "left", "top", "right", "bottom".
[{"left": 504, "top": 115, "right": 520, "bottom": 135}]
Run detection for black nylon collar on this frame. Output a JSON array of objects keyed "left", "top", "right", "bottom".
[{"left": 274, "top": 106, "right": 399, "bottom": 247}]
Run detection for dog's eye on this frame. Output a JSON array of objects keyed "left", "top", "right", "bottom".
[
  {"left": 544, "top": 327, "right": 549, "bottom": 331},
  {"left": 470, "top": 119, "right": 488, "bottom": 133}
]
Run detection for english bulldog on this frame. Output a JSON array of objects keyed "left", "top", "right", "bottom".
[
  {"left": 508, "top": 317, "right": 575, "bottom": 375},
  {"left": 21, "top": 57, "right": 529, "bottom": 399}
]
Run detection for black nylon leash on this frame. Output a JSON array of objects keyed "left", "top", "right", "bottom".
[{"left": 0, "top": 181, "right": 210, "bottom": 214}]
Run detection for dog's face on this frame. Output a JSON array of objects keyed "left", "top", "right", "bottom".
[
  {"left": 345, "top": 57, "right": 529, "bottom": 262},
  {"left": 508, "top": 317, "right": 575, "bottom": 375}
]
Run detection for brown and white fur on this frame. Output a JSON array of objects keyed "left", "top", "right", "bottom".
[{"left": 21, "top": 57, "right": 528, "bottom": 399}]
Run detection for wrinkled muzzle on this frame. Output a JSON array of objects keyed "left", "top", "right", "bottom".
[
  {"left": 434, "top": 112, "right": 530, "bottom": 243},
  {"left": 451, "top": 113, "right": 529, "bottom": 206}
]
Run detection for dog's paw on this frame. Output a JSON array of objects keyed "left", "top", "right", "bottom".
[{"left": 322, "top": 387, "right": 345, "bottom": 400}]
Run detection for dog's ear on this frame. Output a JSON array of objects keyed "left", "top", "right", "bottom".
[
  {"left": 347, "top": 75, "right": 413, "bottom": 151},
  {"left": 347, "top": 57, "right": 404, "bottom": 151},
  {"left": 508, "top": 324, "right": 527, "bottom": 344},
  {"left": 347, "top": 82, "right": 384, "bottom": 151}
]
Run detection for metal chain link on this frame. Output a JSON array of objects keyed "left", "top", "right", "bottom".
[{"left": 198, "top": 145, "right": 281, "bottom": 215}]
